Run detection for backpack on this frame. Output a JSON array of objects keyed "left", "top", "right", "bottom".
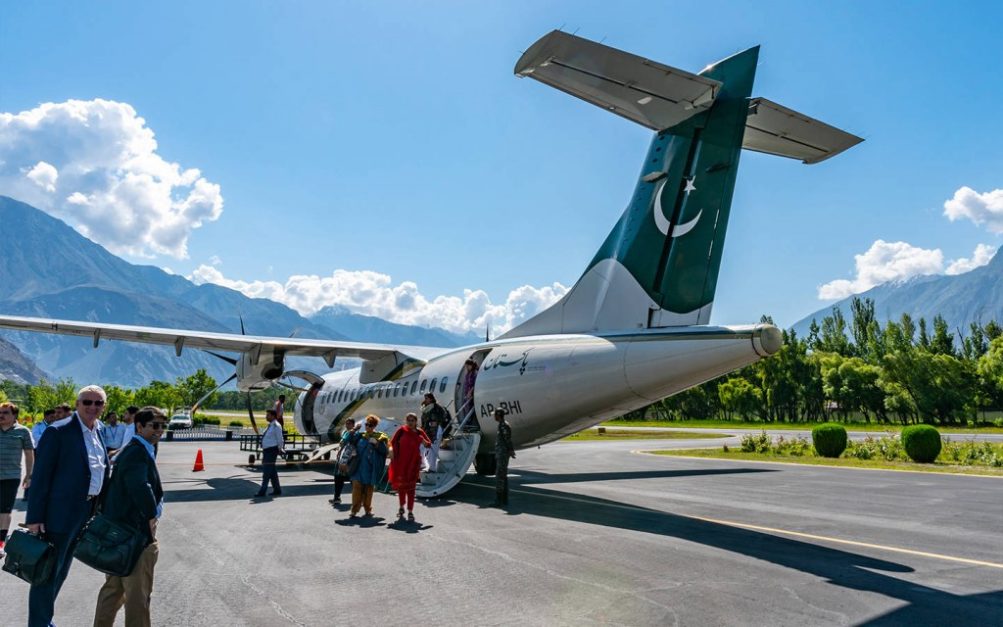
[{"left": 338, "top": 432, "right": 360, "bottom": 476}]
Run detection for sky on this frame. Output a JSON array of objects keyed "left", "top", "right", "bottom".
[{"left": 2, "top": 1, "right": 1002, "bottom": 334}]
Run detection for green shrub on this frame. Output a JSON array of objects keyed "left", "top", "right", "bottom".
[
  {"left": 773, "top": 435, "right": 812, "bottom": 457},
  {"left": 228, "top": 420, "right": 244, "bottom": 427},
  {"left": 740, "top": 431, "right": 771, "bottom": 453},
  {"left": 812, "top": 423, "right": 848, "bottom": 458},
  {"left": 901, "top": 425, "right": 942, "bottom": 463}
]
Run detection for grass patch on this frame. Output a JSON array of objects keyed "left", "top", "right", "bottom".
[
  {"left": 563, "top": 429, "right": 730, "bottom": 441},
  {"left": 601, "top": 418, "right": 1003, "bottom": 434},
  {"left": 649, "top": 448, "right": 1003, "bottom": 476}
]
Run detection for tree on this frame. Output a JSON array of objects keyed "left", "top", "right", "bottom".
[
  {"left": 818, "top": 308, "right": 853, "bottom": 356},
  {"left": 929, "top": 315, "right": 956, "bottom": 356},
  {"left": 176, "top": 369, "right": 219, "bottom": 410},
  {"left": 134, "top": 381, "right": 181, "bottom": 414},
  {"left": 718, "top": 378, "right": 762, "bottom": 420},
  {"left": 103, "top": 385, "right": 134, "bottom": 415}
]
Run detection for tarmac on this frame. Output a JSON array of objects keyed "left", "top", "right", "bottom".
[{"left": 1, "top": 437, "right": 1000, "bottom": 626}]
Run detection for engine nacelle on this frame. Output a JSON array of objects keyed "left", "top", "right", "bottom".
[{"left": 236, "top": 349, "right": 285, "bottom": 391}]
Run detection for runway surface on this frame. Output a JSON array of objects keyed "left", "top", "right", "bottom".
[{"left": 2, "top": 439, "right": 1000, "bottom": 626}]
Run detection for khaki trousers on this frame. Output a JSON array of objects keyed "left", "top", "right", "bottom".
[
  {"left": 93, "top": 541, "right": 159, "bottom": 627},
  {"left": 350, "top": 481, "right": 375, "bottom": 515}
]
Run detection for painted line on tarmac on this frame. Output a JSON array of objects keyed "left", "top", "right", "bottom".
[{"left": 467, "top": 481, "right": 1003, "bottom": 570}]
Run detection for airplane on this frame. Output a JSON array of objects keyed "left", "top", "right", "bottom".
[{"left": 0, "top": 31, "right": 861, "bottom": 497}]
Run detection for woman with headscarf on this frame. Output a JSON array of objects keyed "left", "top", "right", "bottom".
[
  {"left": 388, "top": 413, "right": 431, "bottom": 522},
  {"left": 348, "top": 414, "right": 389, "bottom": 518}
]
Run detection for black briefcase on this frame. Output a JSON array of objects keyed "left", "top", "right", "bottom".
[
  {"left": 73, "top": 514, "right": 146, "bottom": 577},
  {"left": 1, "top": 529, "right": 57, "bottom": 585}
]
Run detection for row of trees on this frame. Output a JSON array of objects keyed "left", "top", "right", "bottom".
[
  {"left": 0, "top": 369, "right": 226, "bottom": 419},
  {"left": 635, "top": 298, "right": 1003, "bottom": 426}
]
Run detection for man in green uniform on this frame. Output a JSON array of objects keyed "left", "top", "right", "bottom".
[{"left": 492, "top": 408, "right": 515, "bottom": 507}]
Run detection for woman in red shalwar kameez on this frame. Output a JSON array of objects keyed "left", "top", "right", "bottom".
[{"left": 389, "top": 413, "right": 432, "bottom": 521}]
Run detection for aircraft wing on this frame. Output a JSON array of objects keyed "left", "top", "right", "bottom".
[{"left": 0, "top": 314, "right": 440, "bottom": 368}]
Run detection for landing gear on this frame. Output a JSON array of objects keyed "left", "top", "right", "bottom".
[{"left": 474, "top": 453, "right": 496, "bottom": 476}]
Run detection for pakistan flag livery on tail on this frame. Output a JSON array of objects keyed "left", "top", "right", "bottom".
[{"left": 0, "top": 32, "right": 861, "bottom": 496}]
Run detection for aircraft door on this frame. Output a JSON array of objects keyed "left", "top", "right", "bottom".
[{"left": 455, "top": 349, "right": 489, "bottom": 431}]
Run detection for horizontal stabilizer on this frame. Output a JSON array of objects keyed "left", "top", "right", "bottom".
[
  {"left": 743, "top": 98, "right": 863, "bottom": 164},
  {"left": 514, "top": 30, "right": 721, "bottom": 131}
]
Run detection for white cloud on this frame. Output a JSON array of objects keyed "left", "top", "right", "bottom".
[
  {"left": 24, "top": 161, "right": 58, "bottom": 192},
  {"left": 944, "top": 186, "right": 1003, "bottom": 232},
  {"left": 945, "top": 243, "right": 997, "bottom": 275},
  {"left": 188, "top": 264, "right": 568, "bottom": 335},
  {"left": 0, "top": 99, "right": 223, "bottom": 258},
  {"left": 818, "top": 240, "right": 997, "bottom": 300}
]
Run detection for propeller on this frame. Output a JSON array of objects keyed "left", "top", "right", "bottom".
[
  {"left": 246, "top": 392, "right": 260, "bottom": 435},
  {"left": 191, "top": 372, "right": 238, "bottom": 415}
]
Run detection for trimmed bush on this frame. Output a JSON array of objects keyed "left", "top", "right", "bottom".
[
  {"left": 812, "top": 423, "right": 848, "bottom": 458},
  {"left": 902, "top": 425, "right": 942, "bottom": 463},
  {"left": 228, "top": 420, "right": 244, "bottom": 427}
]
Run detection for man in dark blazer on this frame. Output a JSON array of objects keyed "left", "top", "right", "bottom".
[
  {"left": 93, "top": 406, "right": 165, "bottom": 627},
  {"left": 26, "top": 385, "right": 110, "bottom": 627}
]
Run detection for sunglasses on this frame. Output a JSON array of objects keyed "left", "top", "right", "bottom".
[{"left": 80, "top": 399, "right": 105, "bottom": 407}]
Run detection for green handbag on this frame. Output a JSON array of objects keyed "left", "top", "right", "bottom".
[
  {"left": 2, "top": 529, "right": 57, "bottom": 585},
  {"left": 73, "top": 514, "right": 146, "bottom": 577}
]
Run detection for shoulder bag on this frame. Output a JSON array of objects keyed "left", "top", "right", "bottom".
[{"left": 73, "top": 514, "right": 147, "bottom": 577}]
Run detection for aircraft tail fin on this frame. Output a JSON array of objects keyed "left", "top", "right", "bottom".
[{"left": 502, "top": 32, "right": 860, "bottom": 339}]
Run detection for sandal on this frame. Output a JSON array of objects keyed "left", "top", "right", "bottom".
[
  {"left": 397, "top": 507, "right": 405, "bottom": 519},
  {"left": 407, "top": 511, "right": 415, "bottom": 522}
]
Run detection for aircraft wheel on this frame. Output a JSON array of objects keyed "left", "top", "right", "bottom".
[{"left": 474, "top": 454, "right": 496, "bottom": 476}]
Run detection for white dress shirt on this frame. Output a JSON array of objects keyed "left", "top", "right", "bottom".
[
  {"left": 77, "top": 414, "right": 107, "bottom": 496},
  {"left": 261, "top": 421, "right": 284, "bottom": 449}
]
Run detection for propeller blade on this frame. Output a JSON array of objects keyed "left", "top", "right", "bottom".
[
  {"left": 203, "top": 350, "right": 238, "bottom": 366},
  {"left": 246, "top": 392, "right": 260, "bottom": 435},
  {"left": 276, "top": 380, "right": 308, "bottom": 393},
  {"left": 239, "top": 315, "right": 246, "bottom": 335},
  {"left": 191, "top": 373, "right": 237, "bottom": 414}
]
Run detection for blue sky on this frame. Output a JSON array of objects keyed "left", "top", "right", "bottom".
[{"left": 2, "top": 1, "right": 1002, "bottom": 332}]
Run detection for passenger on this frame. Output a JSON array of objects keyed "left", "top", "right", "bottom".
[
  {"left": 0, "top": 402, "right": 34, "bottom": 558},
  {"left": 461, "top": 359, "right": 479, "bottom": 424},
  {"left": 92, "top": 407, "right": 166, "bottom": 627},
  {"left": 388, "top": 413, "right": 431, "bottom": 522},
  {"left": 420, "top": 393, "right": 449, "bottom": 471},
  {"left": 255, "top": 409, "right": 285, "bottom": 498},
  {"left": 332, "top": 418, "right": 359, "bottom": 504},
  {"left": 30, "top": 408, "right": 57, "bottom": 449},
  {"left": 102, "top": 411, "right": 128, "bottom": 455},
  {"left": 349, "top": 414, "right": 388, "bottom": 519},
  {"left": 274, "top": 394, "right": 286, "bottom": 428},
  {"left": 118, "top": 406, "right": 139, "bottom": 454},
  {"left": 492, "top": 408, "right": 516, "bottom": 508},
  {"left": 27, "top": 385, "right": 110, "bottom": 627}
]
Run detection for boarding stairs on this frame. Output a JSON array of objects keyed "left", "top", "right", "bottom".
[{"left": 416, "top": 402, "right": 480, "bottom": 498}]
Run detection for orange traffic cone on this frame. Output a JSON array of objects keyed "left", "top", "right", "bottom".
[{"left": 193, "top": 449, "right": 205, "bottom": 472}]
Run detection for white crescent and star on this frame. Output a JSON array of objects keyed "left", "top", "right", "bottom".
[{"left": 653, "top": 177, "right": 702, "bottom": 237}]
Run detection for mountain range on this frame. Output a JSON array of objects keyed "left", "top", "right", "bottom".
[
  {"left": 0, "top": 196, "right": 477, "bottom": 387},
  {"left": 791, "top": 249, "right": 1003, "bottom": 337}
]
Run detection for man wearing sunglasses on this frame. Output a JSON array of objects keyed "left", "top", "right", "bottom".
[
  {"left": 26, "top": 385, "right": 111, "bottom": 627},
  {"left": 93, "top": 407, "right": 165, "bottom": 627}
]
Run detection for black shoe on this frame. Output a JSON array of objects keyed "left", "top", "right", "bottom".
[
  {"left": 333, "top": 497, "right": 342, "bottom": 504},
  {"left": 407, "top": 511, "right": 415, "bottom": 522},
  {"left": 397, "top": 507, "right": 405, "bottom": 519},
  {"left": 271, "top": 490, "right": 282, "bottom": 496}
]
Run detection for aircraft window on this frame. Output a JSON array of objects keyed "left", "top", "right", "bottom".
[
  {"left": 419, "top": 379, "right": 427, "bottom": 393},
  {"left": 430, "top": 378, "right": 438, "bottom": 393},
  {"left": 410, "top": 381, "right": 417, "bottom": 395},
  {"left": 439, "top": 377, "right": 448, "bottom": 393},
  {"left": 377, "top": 387, "right": 383, "bottom": 399},
  {"left": 393, "top": 384, "right": 399, "bottom": 398}
]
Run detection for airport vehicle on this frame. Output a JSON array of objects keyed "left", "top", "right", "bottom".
[
  {"left": 168, "top": 414, "right": 193, "bottom": 429},
  {"left": 0, "top": 31, "right": 861, "bottom": 497}
]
